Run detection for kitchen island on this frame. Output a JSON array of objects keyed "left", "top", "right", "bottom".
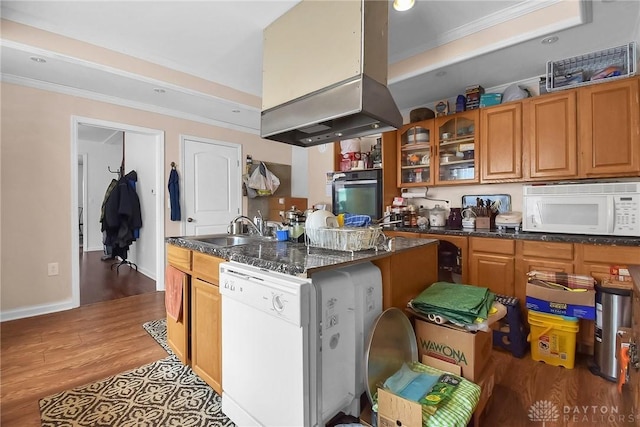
[{"left": 164, "top": 234, "right": 439, "bottom": 394}]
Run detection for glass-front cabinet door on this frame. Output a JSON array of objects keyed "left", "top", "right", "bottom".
[
  {"left": 435, "top": 110, "right": 479, "bottom": 185},
  {"left": 397, "top": 119, "right": 434, "bottom": 187}
]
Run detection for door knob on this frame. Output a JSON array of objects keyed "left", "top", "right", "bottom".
[{"left": 187, "top": 217, "right": 194, "bottom": 222}]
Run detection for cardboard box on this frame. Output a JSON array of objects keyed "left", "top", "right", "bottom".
[
  {"left": 471, "top": 357, "right": 497, "bottom": 427},
  {"left": 526, "top": 281, "right": 596, "bottom": 319},
  {"left": 415, "top": 318, "right": 492, "bottom": 382},
  {"left": 376, "top": 355, "right": 494, "bottom": 427}
]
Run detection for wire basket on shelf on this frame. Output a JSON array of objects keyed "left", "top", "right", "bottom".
[
  {"left": 546, "top": 41, "right": 637, "bottom": 92},
  {"left": 305, "top": 226, "right": 385, "bottom": 254}
]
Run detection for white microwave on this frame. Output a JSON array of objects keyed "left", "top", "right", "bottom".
[{"left": 522, "top": 182, "right": 640, "bottom": 237}]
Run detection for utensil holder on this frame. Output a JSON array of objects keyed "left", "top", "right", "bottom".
[{"left": 475, "top": 217, "right": 490, "bottom": 230}]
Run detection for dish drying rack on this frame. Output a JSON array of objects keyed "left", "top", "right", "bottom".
[
  {"left": 546, "top": 41, "right": 637, "bottom": 92},
  {"left": 305, "top": 226, "right": 385, "bottom": 255}
]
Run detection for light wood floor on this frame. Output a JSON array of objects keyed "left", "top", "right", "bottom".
[
  {"left": 1, "top": 287, "right": 636, "bottom": 426},
  {"left": 0, "top": 292, "right": 167, "bottom": 426}
]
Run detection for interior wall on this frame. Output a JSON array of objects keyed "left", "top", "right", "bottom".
[
  {"left": 306, "top": 143, "right": 335, "bottom": 210},
  {"left": 77, "top": 136, "right": 123, "bottom": 251},
  {"left": 0, "top": 82, "right": 291, "bottom": 319},
  {"left": 123, "top": 132, "right": 158, "bottom": 279}
]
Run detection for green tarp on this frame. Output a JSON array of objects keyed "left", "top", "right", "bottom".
[{"left": 410, "top": 282, "right": 495, "bottom": 325}]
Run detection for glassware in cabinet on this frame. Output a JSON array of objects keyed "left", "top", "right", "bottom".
[
  {"left": 435, "top": 110, "right": 479, "bottom": 184},
  {"left": 397, "top": 119, "right": 434, "bottom": 187}
]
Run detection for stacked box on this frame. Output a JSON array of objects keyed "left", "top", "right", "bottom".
[{"left": 465, "top": 85, "right": 485, "bottom": 110}]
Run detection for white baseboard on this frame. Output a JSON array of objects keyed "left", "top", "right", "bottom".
[{"left": 0, "top": 299, "right": 76, "bottom": 322}]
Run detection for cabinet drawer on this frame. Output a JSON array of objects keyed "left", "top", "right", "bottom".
[
  {"left": 192, "top": 252, "right": 224, "bottom": 284},
  {"left": 167, "top": 245, "right": 191, "bottom": 271},
  {"left": 470, "top": 237, "right": 514, "bottom": 255},
  {"left": 579, "top": 244, "right": 640, "bottom": 264},
  {"left": 519, "top": 240, "right": 574, "bottom": 260}
]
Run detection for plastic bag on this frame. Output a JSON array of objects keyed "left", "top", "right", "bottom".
[{"left": 247, "top": 162, "right": 280, "bottom": 196}]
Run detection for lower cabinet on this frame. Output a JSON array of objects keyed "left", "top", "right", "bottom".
[
  {"left": 165, "top": 244, "right": 223, "bottom": 394},
  {"left": 514, "top": 240, "right": 575, "bottom": 315},
  {"left": 166, "top": 245, "right": 191, "bottom": 365},
  {"left": 468, "top": 237, "right": 515, "bottom": 296},
  {"left": 191, "top": 278, "right": 222, "bottom": 394}
]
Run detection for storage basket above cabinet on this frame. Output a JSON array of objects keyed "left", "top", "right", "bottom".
[{"left": 546, "top": 41, "right": 637, "bottom": 92}]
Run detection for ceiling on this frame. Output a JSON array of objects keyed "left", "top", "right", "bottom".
[{"left": 1, "top": 1, "right": 638, "bottom": 140}]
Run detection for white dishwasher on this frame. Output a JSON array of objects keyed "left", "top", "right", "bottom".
[
  {"left": 220, "top": 262, "right": 318, "bottom": 427},
  {"left": 219, "top": 261, "right": 382, "bottom": 427}
]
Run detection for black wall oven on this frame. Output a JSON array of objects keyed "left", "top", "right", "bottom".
[{"left": 332, "top": 169, "right": 383, "bottom": 220}]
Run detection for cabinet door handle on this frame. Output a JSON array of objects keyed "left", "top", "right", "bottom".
[{"left": 187, "top": 217, "right": 194, "bottom": 222}]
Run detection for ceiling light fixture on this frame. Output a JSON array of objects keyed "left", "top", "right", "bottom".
[
  {"left": 153, "top": 88, "right": 166, "bottom": 94},
  {"left": 393, "top": 0, "right": 415, "bottom": 12},
  {"left": 30, "top": 56, "right": 46, "bottom": 63},
  {"left": 541, "top": 36, "right": 559, "bottom": 45}
]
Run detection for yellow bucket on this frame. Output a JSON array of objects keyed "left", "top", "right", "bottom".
[{"left": 527, "top": 310, "right": 579, "bottom": 369}]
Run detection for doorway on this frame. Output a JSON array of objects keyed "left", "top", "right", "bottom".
[{"left": 72, "top": 117, "right": 165, "bottom": 307}]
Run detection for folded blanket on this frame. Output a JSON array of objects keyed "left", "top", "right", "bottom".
[
  {"left": 410, "top": 282, "right": 494, "bottom": 325},
  {"left": 379, "top": 361, "right": 481, "bottom": 427},
  {"left": 527, "top": 271, "right": 595, "bottom": 290}
]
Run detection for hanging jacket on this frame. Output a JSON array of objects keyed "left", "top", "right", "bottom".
[
  {"left": 168, "top": 167, "right": 181, "bottom": 221},
  {"left": 103, "top": 170, "right": 142, "bottom": 249}
]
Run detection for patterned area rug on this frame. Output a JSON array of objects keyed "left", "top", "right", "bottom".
[{"left": 39, "top": 319, "right": 235, "bottom": 427}]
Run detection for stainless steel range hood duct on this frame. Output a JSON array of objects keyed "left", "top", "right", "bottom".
[{"left": 260, "top": 0, "right": 402, "bottom": 147}]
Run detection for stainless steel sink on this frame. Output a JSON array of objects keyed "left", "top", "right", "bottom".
[{"left": 185, "top": 234, "right": 274, "bottom": 247}]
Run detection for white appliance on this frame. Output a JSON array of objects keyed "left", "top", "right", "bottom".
[
  {"left": 522, "top": 181, "right": 640, "bottom": 236},
  {"left": 219, "top": 261, "right": 382, "bottom": 427}
]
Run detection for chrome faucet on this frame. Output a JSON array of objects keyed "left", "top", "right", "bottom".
[{"left": 229, "top": 215, "right": 263, "bottom": 236}]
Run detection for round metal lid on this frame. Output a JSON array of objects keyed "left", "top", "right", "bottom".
[{"left": 364, "top": 307, "right": 418, "bottom": 404}]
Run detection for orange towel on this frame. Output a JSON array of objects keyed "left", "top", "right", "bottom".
[{"left": 165, "top": 265, "right": 184, "bottom": 321}]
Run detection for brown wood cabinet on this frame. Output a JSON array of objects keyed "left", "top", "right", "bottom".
[
  {"left": 371, "top": 241, "right": 438, "bottom": 310},
  {"left": 191, "top": 252, "right": 224, "bottom": 394},
  {"left": 165, "top": 244, "right": 224, "bottom": 394},
  {"left": 166, "top": 245, "right": 191, "bottom": 365},
  {"left": 397, "top": 119, "right": 435, "bottom": 187},
  {"left": 468, "top": 237, "right": 515, "bottom": 296},
  {"left": 523, "top": 91, "right": 578, "bottom": 180},
  {"left": 514, "top": 240, "right": 575, "bottom": 319},
  {"left": 578, "top": 77, "right": 640, "bottom": 177},
  {"left": 191, "top": 278, "right": 222, "bottom": 394},
  {"left": 434, "top": 110, "right": 479, "bottom": 185},
  {"left": 480, "top": 101, "right": 523, "bottom": 182}
]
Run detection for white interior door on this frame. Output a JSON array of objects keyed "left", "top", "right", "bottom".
[{"left": 183, "top": 137, "right": 241, "bottom": 235}]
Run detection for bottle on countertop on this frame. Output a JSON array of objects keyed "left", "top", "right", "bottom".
[{"left": 409, "top": 205, "right": 418, "bottom": 227}]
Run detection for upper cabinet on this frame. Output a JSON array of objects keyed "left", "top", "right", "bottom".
[
  {"left": 435, "top": 110, "right": 479, "bottom": 185},
  {"left": 480, "top": 101, "right": 523, "bottom": 182},
  {"left": 578, "top": 77, "right": 640, "bottom": 177},
  {"left": 397, "top": 120, "right": 434, "bottom": 187},
  {"left": 523, "top": 91, "right": 578, "bottom": 180}
]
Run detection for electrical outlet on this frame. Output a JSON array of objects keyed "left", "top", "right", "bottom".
[{"left": 47, "top": 262, "right": 59, "bottom": 276}]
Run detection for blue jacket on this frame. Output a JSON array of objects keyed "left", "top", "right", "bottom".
[{"left": 168, "top": 168, "right": 181, "bottom": 221}]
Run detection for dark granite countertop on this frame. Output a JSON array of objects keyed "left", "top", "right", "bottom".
[
  {"left": 386, "top": 226, "right": 640, "bottom": 247},
  {"left": 166, "top": 235, "right": 438, "bottom": 277}
]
